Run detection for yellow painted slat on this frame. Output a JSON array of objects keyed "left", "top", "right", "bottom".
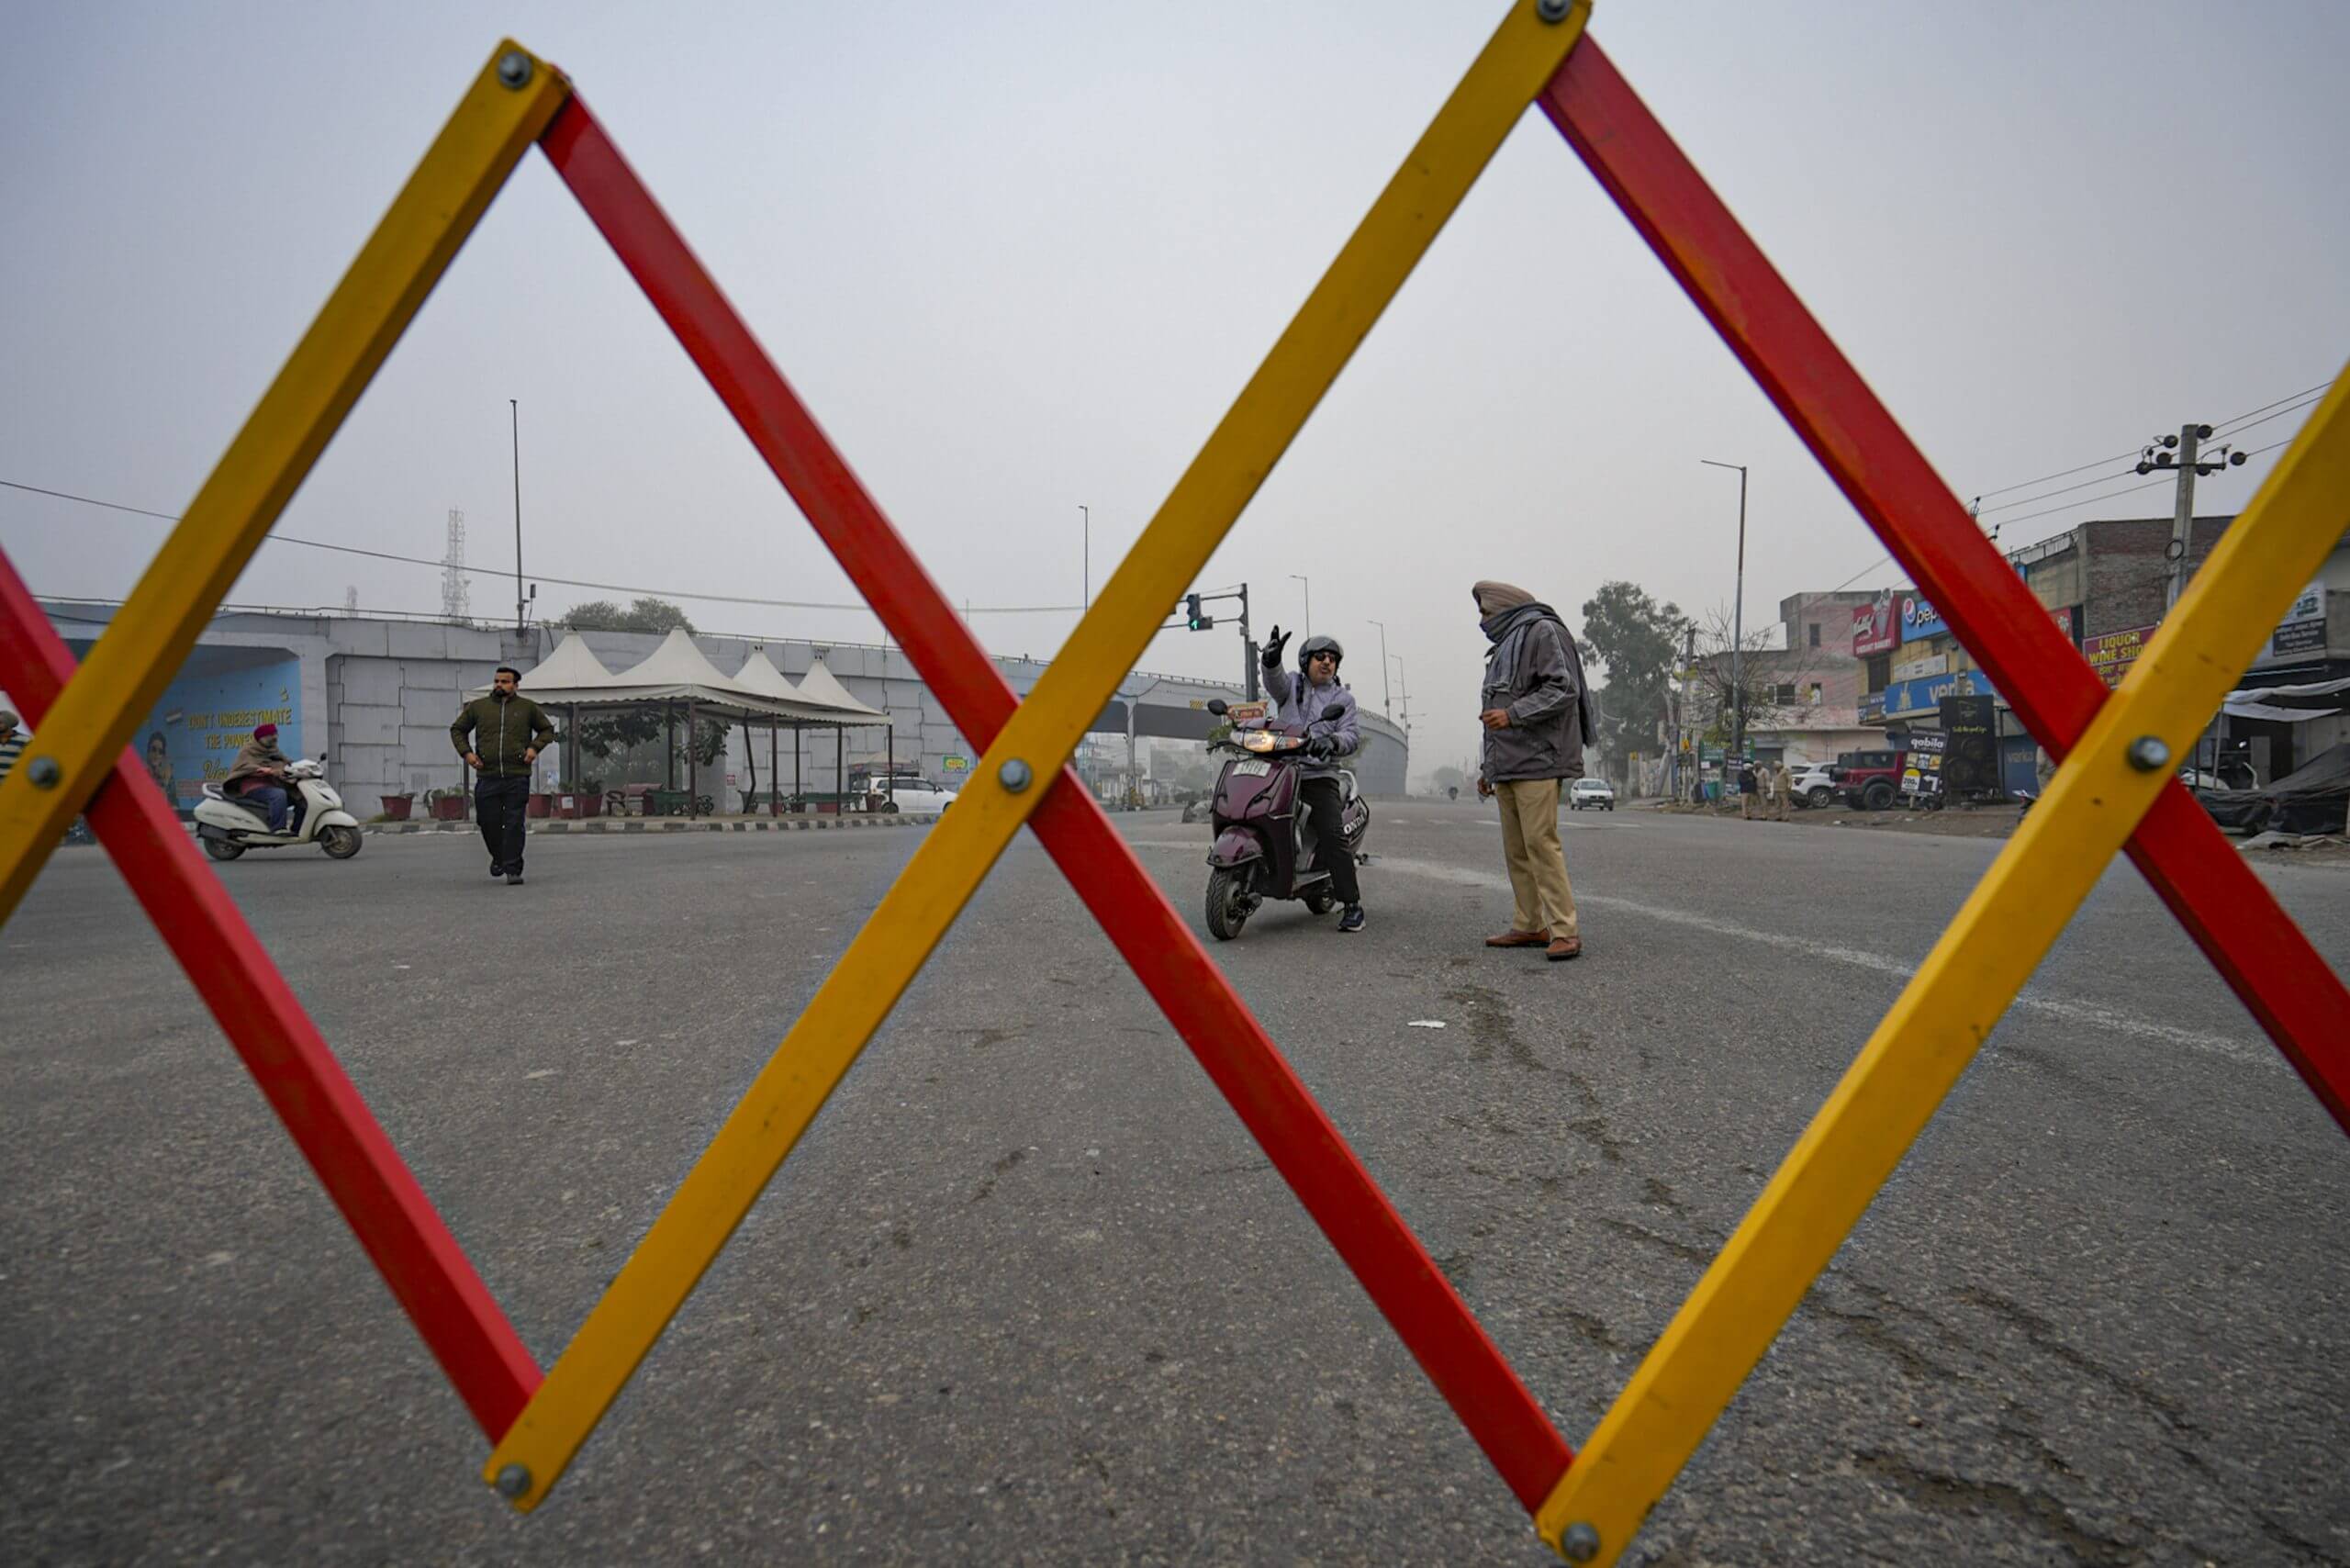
[
  {"left": 0, "top": 43, "right": 567, "bottom": 920},
  {"left": 1536, "top": 363, "right": 2350, "bottom": 1566},
  {"left": 484, "top": 0, "right": 1592, "bottom": 1511}
]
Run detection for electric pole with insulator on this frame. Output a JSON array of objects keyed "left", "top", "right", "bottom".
[{"left": 2138, "top": 422, "right": 2248, "bottom": 610}]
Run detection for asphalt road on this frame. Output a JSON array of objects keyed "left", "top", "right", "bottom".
[{"left": 3, "top": 801, "right": 2345, "bottom": 1565}]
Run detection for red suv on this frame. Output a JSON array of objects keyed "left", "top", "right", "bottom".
[{"left": 1830, "top": 749, "right": 1908, "bottom": 811}]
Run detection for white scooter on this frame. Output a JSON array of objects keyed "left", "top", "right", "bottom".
[{"left": 194, "top": 758, "right": 363, "bottom": 861}]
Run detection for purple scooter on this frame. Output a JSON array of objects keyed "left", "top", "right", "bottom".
[{"left": 1201, "top": 698, "right": 1370, "bottom": 941}]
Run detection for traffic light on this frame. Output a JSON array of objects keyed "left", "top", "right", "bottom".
[{"left": 1185, "top": 592, "right": 1214, "bottom": 631}]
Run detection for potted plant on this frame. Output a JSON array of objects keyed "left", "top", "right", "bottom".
[
  {"left": 378, "top": 793, "right": 413, "bottom": 821},
  {"left": 427, "top": 786, "right": 470, "bottom": 822}
]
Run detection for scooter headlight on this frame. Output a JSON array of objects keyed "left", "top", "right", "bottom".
[{"left": 1241, "top": 732, "right": 1277, "bottom": 753}]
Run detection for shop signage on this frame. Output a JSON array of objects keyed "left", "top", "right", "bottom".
[
  {"left": 1858, "top": 690, "right": 1886, "bottom": 724},
  {"left": 2049, "top": 603, "right": 2082, "bottom": 645},
  {"left": 1882, "top": 667, "right": 2001, "bottom": 718},
  {"left": 941, "top": 755, "right": 969, "bottom": 773},
  {"left": 1852, "top": 595, "right": 1898, "bottom": 657},
  {"left": 2081, "top": 625, "right": 2155, "bottom": 689},
  {"left": 1891, "top": 652, "right": 1947, "bottom": 681},
  {"left": 1941, "top": 696, "right": 1998, "bottom": 793},
  {"left": 2272, "top": 579, "right": 2326, "bottom": 655},
  {"left": 1900, "top": 730, "right": 1946, "bottom": 799},
  {"left": 1898, "top": 593, "right": 1947, "bottom": 644}
]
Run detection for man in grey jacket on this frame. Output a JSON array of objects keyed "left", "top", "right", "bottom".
[
  {"left": 1472, "top": 580, "right": 1593, "bottom": 960},
  {"left": 1261, "top": 627, "right": 1366, "bottom": 933}
]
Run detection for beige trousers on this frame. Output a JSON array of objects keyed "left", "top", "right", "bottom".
[{"left": 1495, "top": 778, "right": 1579, "bottom": 939}]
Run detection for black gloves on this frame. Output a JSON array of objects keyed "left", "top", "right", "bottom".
[
  {"left": 1261, "top": 625, "right": 1291, "bottom": 667},
  {"left": 1306, "top": 734, "right": 1337, "bottom": 759}
]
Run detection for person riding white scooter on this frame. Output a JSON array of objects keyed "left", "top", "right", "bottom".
[{"left": 194, "top": 723, "right": 362, "bottom": 860}]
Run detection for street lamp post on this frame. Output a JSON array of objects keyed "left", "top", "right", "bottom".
[
  {"left": 1701, "top": 459, "right": 1749, "bottom": 763},
  {"left": 1080, "top": 504, "right": 1090, "bottom": 610},
  {"left": 1368, "top": 619, "right": 1392, "bottom": 715},
  {"left": 509, "top": 398, "right": 525, "bottom": 633},
  {"left": 1290, "top": 574, "right": 1311, "bottom": 640}
]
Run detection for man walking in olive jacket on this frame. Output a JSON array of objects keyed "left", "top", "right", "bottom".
[
  {"left": 1472, "top": 580, "right": 1594, "bottom": 961},
  {"left": 452, "top": 666, "right": 555, "bottom": 884}
]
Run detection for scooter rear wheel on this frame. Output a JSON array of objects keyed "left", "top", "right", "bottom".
[
  {"left": 202, "top": 837, "right": 244, "bottom": 862},
  {"left": 1205, "top": 867, "right": 1253, "bottom": 941}
]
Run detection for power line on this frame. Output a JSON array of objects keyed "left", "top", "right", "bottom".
[
  {"left": 1973, "top": 464, "right": 2141, "bottom": 516},
  {"left": 2204, "top": 395, "right": 2323, "bottom": 443},
  {"left": 1970, "top": 447, "right": 2143, "bottom": 501},
  {"left": 2209, "top": 381, "right": 2332, "bottom": 438},
  {"left": 1992, "top": 472, "right": 2177, "bottom": 529},
  {"left": 0, "top": 477, "right": 1084, "bottom": 617}
]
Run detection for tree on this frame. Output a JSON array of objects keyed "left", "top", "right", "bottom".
[
  {"left": 1685, "top": 603, "right": 1821, "bottom": 745},
  {"left": 561, "top": 596, "right": 697, "bottom": 634},
  {"left": 1577, "top": 581, "right": 1684, "bottom": 785}
]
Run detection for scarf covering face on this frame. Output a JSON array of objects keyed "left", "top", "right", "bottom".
[{"left": 1472, "top": 580, "right": 1537, "bottom": 617}]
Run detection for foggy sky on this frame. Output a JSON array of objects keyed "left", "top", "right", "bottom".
[{"left": 4, "top": 1, "right": 2344, "bottom": 780}]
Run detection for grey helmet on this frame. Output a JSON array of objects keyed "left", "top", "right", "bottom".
[{"left": 1297, "top": 633, "right": 1345, "bottom": 674}]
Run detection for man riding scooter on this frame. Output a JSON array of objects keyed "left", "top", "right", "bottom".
[
  {"left": 1261, "top": 627, "right": 1365, "bottom": 933},
  {"left": 222, "top": 722, "right": 301, "bottom": 836}
]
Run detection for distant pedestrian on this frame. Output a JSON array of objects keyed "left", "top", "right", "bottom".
[
  {"left": 1739, "top": 760, "right": 1759, "bottom": 820},
  {"left": 1772, "top": 759, "right": 1795, "bottom": 822},
  {"left": 0, "top": 711, "right": 24, "bottom": 785},
  {"left": 453, "top": 666, "right": 554, "bottom": 885},
  {"left": 1471, "top": 580, "right": 1592, "bottom": 961}
]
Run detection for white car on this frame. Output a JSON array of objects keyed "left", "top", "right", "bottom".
[
  {"left": 867, "top": 773, "right": 957, "bottom": 813},
  {"left": 1568, "top": 777, "right": 1616, "bottom": 811},
  {"left": 1790, "top": 764, "right": 1837, "bottom": 807}
]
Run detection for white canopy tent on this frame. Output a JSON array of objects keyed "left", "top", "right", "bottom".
[{"left": 474, "top": 631, "right": 892, "bottom": 817}]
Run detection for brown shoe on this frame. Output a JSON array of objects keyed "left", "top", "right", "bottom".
[
  {"left": 1546, "top": 936, "right": 1583, "bottom": 961},
  {"left": 1485, "top": 930, "right": 1549, "bottom": 948}
]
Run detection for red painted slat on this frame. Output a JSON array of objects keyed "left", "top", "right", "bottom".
[
  {"left": 0, "top": 552, "right": 542, "bottom": 1437},
  {"left": 1540, "top": 39, "right": 2350, "bottom": 1133},
  {"left": 539, "top": 95, "right": 1575, "bottom": 1511}
]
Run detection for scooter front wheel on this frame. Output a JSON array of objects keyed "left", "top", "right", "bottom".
[
  {"left": 319, "top": 824, "right": 364, "bottom": 860},
  {"left": 1204, "top": 867, "right": 1253, "bottom": 941},
  {"left": 202, "top": 837, "right": 245, "bottom": 862}
]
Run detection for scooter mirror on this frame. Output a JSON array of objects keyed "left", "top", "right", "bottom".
[
  {"left": 1205, "top": 700, "right": 1228, "bottom": 716},
  {"left": 1320, "top": 703, "right": 1346, "bottom": 721}
]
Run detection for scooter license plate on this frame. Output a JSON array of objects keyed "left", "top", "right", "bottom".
[{"left": 1231, "top": 759, "right": 1272, "bottom": 777}]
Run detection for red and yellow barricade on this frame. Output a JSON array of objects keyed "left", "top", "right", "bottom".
[{"left": 1, "top": 6, "right": 2339, "bottom": 1562}]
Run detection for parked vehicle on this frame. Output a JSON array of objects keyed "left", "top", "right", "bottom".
[
  {"left": 1790, "top": 763, "right": 1837, "bottom": 807},
  {"left": 851, "top": 767, "right": 957, "bottom": 813},
  {"left": 1829, "top": 748, "right": 1909, "bottom": 811},
  {"left": 1568, "top": 777, "right": 1617, "bottom": 811},
  {"left": 194, "top": 758, "right": 363, "bottom": 860},
  {"left": 1200, "top": 699, "right": 1369, "bottom": 940}
]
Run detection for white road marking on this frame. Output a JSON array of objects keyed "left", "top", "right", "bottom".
[{"left": 1356, "top": 853, "right": 2275, "bottom": 1068}]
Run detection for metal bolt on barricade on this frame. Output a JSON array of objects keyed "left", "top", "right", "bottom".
[
  {"left": 494, "top": 1464, "right": 532, "bottom": 1500},
  {"left": 496, "top": 50, "right": 532, "bottom": 88},
  {"left": 1559, "top": 1521, "right": 1602, "bottom": 1562},
  {"left": 25, "top": 756, "right": 61, "bottom": 790},
  {"left": 2126, "top": 735, "right": 2171, "bottom": 772},
  {"left": 1536, "top": 0, "right": 1578, "bottom": 20},
  {"left": 997, "top": 758, "right": 1034, "bottom": 793}
]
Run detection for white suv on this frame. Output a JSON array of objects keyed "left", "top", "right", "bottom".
[
  {"left": 1790, "top": 764, "right": 1837, "bottom": 808},
  {"left": 1568, "top": 777, "right": 1617, "bottom": 812}
]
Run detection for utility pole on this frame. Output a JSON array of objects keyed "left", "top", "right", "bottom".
[
  {"left": 1080, "top": 504, "right": 1090, "bottom": 610},
  {"left": 2139, "top": 423, "right": 2245, "bottom": 610},
  {"left": 1683, "top": 620, "right": 1698, "bottom": 801},
  {"left": 1369, "top": 619, "right": 1392, "bottom": 715},
  {"left": 1237, "top": 582, "right": 1258, "bottom": 700},
  {"left": 1392, "top": 656, "right": 1411, "bottom": 735},
  {"left": 1701, "top": 459, "right": 1748, "bottom": 763},
  {"left": 509, "top": 400, "right": 526, "bottom": 633},
  {"left": 1290, "top": 574, "right": 1312, "bottom": 640}
]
